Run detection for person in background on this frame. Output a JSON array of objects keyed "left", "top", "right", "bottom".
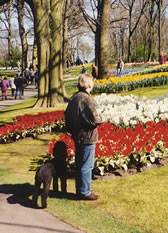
[
  {"left": 91, "top": 64, "right": 98, "bottom": 79},
  {"left": 116, "top": 58, "right": 121, "bottom": 76},
  {"left": 66, "top": 58, "right": 70, "bottom": 68},
  {"left": 21, "top": 73, "right": 28, "bottom": 96},
  {"left": 76, "top": 56, "right": 83, "bottom": 65},
  {"left": 65, "top": 73, "right": 103, "bottom": 200},
  {"left": 9, "top": 76, "right": 16, "bottom": 96},
  {"left": 24, "top": 68, "right": 30, "bottom": 84},
  {"left": 120, "top": 58, "right": 124, "bottom": 75},
  {"left": 30, "top": 68, "right": 35, "bottom": 84},
  {"left": 34, "top": 70, "right": 39, "bottom": 89},
  {"left": 81, "top": 66, "right": 87, "bottom": 74},
  {"left": 14, "top": 74, "right": 23, "bottom": 100},
  {"left": 1, "top": 77, "right": 9, "bottom": 100}
]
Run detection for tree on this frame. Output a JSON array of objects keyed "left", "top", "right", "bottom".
[
  {"left": 24, "top": 2, "right": 36, "bottom": 69},
  {"left": 0, "top": 4, "right": 12, "bottom": 59},
  {"left": 15, "top": 0, "right": 29, "bottom": 71},
  {"left": 78, "top": 41, "right": 92, "bottom": 61},
  {"left": 156, "top": 0, "right": 162, "bottom": 59},
  {"left": 97, "top": 0, "right": 111, "bottom": 78},
  {"left": 78, "top": 0, "right": 99, "bottom": 65},
  {"left": 62, "top": 0, "right": 70, "bottom": 73},
  {"left": 78, "top": 0, "right": 111, "bottom": 79},
  {"left": 119, "top": 0, "right": 148, "bottom": 62},
  {"left": 1, "top": 0, "right": 66, "bottom": 108},
  {"left": 30, "top": 0, "right": 66, "bottom": 108},
  {"left": 64, "top": 0, "right": 90, "bottom": 65},
  {"left": 11, "top": 45, "right": 22, "bottom": 67},
  {"left": 145, "top": 0, "right": 158, "bottom": 61}
]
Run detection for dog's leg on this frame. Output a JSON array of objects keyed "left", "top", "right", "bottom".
[
  {"left": 60, "top": 176, "right": 67, "bottom": 194},
  {"left": 41, "top": 181, "right": 51, "bottom": 208},
  {"left": 32, "top": 179, "right": 41, "bottom": 208},
  {"left": 53, "top": 175, "right": 59, "bottom": 194}
]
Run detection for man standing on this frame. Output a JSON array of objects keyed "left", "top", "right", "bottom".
[
  {"left": 116, "top": 58, "right": 121, "bottom": 75},
  {"left": 34, "top": 70, "right": 39, "bottom": 89},
  {"left": 14, "top": 74, "right": 23, "bottom": 99},
  {"left": 65, "top": 73, "right": 102, "bottom": 200},
  {"left": 120, "top": 58, "right": 124, "bottom": 75},
  {"left": 24, "top": 68, "right": 30, "bottom": 84}
]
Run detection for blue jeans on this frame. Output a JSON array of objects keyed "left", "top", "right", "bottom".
[
  {"left": 15, "top": 87, "right": 22, "bottom": 99},
  {"left": 75, "top": 143, "right": 95, "bottom": 196}
]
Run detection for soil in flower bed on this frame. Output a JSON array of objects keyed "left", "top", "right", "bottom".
[{"left": 93, "top": 157, "right": 168, "bottom": 180}]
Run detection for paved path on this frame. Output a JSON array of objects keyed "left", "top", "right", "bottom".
[
  {"left": 0, "top": 190, "right": 84, "bottom": 233},
  {"left": 0, "top": 84, "right": 37, "bottom": 110},
  {"left": 0, "top": 85, "right": 85, "bottom": 233}
]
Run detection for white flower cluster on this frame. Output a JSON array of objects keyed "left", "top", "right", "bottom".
[{"left": 94, "top": 93, "right": 168, "bottom": 127}]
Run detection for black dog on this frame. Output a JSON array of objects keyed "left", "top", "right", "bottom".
[{"left": 32, "top": 141, "right": 67, "bottom": 208}]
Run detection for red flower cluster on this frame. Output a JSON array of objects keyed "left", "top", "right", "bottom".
[
  {"left": 49, "top": 120, "right": 168, "bottom": 158},
  {"left": 0, "top": 110, "right": 64, "bottom": 137},
  {"left": 2, "top": 108, "right": 168, "bottom": 159},
  {"left": 96, "top": 121, "right": 168, "bottom": 157}
]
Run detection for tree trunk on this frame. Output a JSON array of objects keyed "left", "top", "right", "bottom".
[
  {"left": 62, "top": 0, "right": 70, "bottom": 74},
  {"left": 147, "top": 26, "right": 152, "bottom": 61},
  {"left": 147, "top": 0, "right": 156, "bottom": 61},
  {"left": 33, "top": 0, "right": 50, "bottom": 108},
  {"left": 17, "top": 0, "right": 29, "bottom": 72},
  {"left": 7, "top": 8, "right": 12, "bottom": 60},
  {"left": 157, "top": 0, "right": 162, "bottom": 59},
  {"left": 32, "top": 39, "right": 37, "bottom": 70},
  {"left": 49, "top": 0, "right": 66, "bottom": 107},
  {"left": 95, "top": 23, "right": 99, "bottom": 67},
  {"left": 33, "top": 0, "right": 66, "bottom": 108},
  {"left": 127, "top": 9, "right": 132, "bottom": 62},
  {"left": 120, "top": 28, "right": 124, "bottom": 58},
  {"left": 2, "top": 0, "right": 66, "bottom": 108},
  {"left": 97, "top": 0, "right": 110, "bottom": 79}
]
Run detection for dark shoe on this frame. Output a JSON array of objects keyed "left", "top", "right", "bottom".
[{"left": 77, "top": 192, "right": 99, "bottom": 201}]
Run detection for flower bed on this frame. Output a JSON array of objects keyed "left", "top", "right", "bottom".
[
  {"left": 49, "top": 121, "right": 168, "bottom": 175},
  {"left": 1, "top": 93, "right": 168, "bottom": 175},
  {"left": 0, "top": 111, "right": 65, "bottom": 143},
  {"left": 92, "top": 72, "right": 168, "bottom": 94},
  {"left": 108, "top": 68, "right": 143, "bottom": 76},
  {"left": 94, "top": 93, "right": 168, "bottom": 128}
]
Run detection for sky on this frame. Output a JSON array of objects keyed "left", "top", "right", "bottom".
[{"left": 0, "top": 3, "right": 95, "bottom": 62}]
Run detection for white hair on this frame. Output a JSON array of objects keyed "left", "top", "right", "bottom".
[{"left": 77, "top": 73, "right": 93, "bottom": 91}]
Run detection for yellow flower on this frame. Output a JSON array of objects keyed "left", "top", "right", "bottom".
[{"left": 94, "top": 72, "right": 168, "bottom": 86}]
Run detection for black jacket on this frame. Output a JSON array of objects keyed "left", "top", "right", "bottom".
[{"left": 14, "top": 76, "right": 27, "bottom": 88}]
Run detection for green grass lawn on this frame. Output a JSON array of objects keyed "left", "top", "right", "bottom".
[
  {"left": 1, "top": 135, "right": 168, "bottom": 232},
  {"left": 1, "top": 78, "right": 168, "bottom": 232},
  {"left": 0, "top": 136, "right": 142, "bottom": 233},
  {"left": 118, "top": 84, "right": 168, "bottom": 98}
]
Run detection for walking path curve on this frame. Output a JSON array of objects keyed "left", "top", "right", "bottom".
[
  {"left": 0, "top": 189, "right": 84, "bottom": 233},
  {"left": 0, "top": 84, "right": 85, "bottom": 233},
  {"left": 0, "top": 84, "right": 37, "bottom": 110}
]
